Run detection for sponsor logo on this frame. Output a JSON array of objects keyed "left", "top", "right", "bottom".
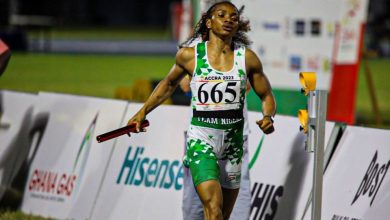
[
  {"left": 26, "top": 114, "right": 98, "bottom": 201},
  {"left": 249, "top": 135, "right": 265, "bottom": 170},
  {"left": 295, "top": 20, "right": 305, "bottom": 36},
  {"left": 351, "top": 151, "right": 390, "bottom": 206},
  {"left": 289, "top": 55, "right": 302, "bottom": 71},
  {"left": 307, "top": 55, "right": 320, "bottom": 71},
  {"left": 326, "top": 22, "right": 335, "bottom": 37},
  {"left": 250, "top": 182, "right": 284, "bottom": 219},
  {"left": 226, "top": 175, "right": 236, "bottom": 182},
  {"left": 343, "top": 0, "right": 361, "bottom": 21},
  {"left": 311, "top": 20, "right": 321, "bottom": 36},
  {"left": 28, "top": 170, "right": 77, "bottom": 196},
  {"left": 72, "top": 113, "right": 98, "bottom": 194},
  {"left": 341, "top": 29, "right": 357, "bottom": 42},
  {"left": 225, "top": 172, "right": 241, "bottom": 183},
  {"left": 117, "top": 146, "right": 184, "bottom": 190},
  {"left": 322, "top": 58, "right": 331, "bottom": 73},
  {"left": 262, "top": 22, "right": 280, "bottom": 31}
]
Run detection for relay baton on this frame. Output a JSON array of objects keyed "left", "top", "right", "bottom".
[{"left": 96, "top": 120, "right": 149, "bottom": 143}]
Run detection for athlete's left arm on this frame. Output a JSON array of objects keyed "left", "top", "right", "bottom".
[{"left": 246, "top": 48, "right": 276, "bottom": 134}]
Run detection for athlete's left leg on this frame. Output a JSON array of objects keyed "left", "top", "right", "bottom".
[
  {"left": 221, "top": 187, "right": 240, "bottom": 219},
  {"left": 230, "top": 135, "right": 251, "bottom": 219}
]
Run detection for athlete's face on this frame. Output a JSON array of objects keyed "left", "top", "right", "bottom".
[{"left": 206, "top": 3, "right": 239, "bottom": 38}]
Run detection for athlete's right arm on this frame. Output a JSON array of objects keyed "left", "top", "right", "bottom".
[{"left": 127, "top": 47, "right": 195, "bottom": 132}]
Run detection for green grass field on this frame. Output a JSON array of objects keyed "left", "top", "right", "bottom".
[
  {"left": 356, "top": 59, "right": 390, "bottom": 127},
  {"left": 0, "top": 53, "right": 174, "bottom": 98},
  {"left": 29, "top": 27, "right": 172, "bottom": 40},
  {"left": 0, "top": 53, "right": 389, "bottom": 128},
  {"left": 0, "top": 210, "right": 53, "bottom": 220}
]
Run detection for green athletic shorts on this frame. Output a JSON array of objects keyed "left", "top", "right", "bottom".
[{"left": 183, "top": 117, "right": 244, "bottom": 189}]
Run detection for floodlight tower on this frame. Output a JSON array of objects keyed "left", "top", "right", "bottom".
[{"left": 298, "top": 72, "right": 327, "bottom": 220}]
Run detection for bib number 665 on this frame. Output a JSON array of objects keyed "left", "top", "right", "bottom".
[{"left": 198, "top": 82, "right": 238, "bottom": 104}]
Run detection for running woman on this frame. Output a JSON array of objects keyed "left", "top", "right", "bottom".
[{"left": 128, "top": 2, "right": 276, "bottom": 219}]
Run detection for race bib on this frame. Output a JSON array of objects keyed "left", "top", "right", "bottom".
[{"left": 193, "top": 75, "right": 242, "bottom": 111}]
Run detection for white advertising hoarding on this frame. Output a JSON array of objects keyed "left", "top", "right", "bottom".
[
  {"left": 304, "top": 126, "right": 390, "bottom": 220},
  {"left": 0, "top": 90, "right": 37, "bottom": 199},
  {"left": 21, "top": 92, "right": 128, "bottom": 219},
  {"left": 91, "top": 104, "right": 189, "bottom": 220},
  {"left": 247, "top": 113, "right": 334, "bottom": 220}
]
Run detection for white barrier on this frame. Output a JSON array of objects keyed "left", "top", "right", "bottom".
[
  {"left": 0, "top": 90, "right": 38, "bottom": 200},
  {"left": 247, "top": 113, "right": 335, "bottom": 220},
  {"left": 21, "top": 92, "right": 128, "bottom": 219},
  {"left": 0, "top": 90, "right": 386, "bottom": 220},
  {"left": 303, "top": 126, "right": 390, "bottom": 220},
  {"left": 91, "top": 103, "right": 188, "bottom": 220}
]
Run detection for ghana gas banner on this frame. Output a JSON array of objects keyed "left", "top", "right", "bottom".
[
  {"left": 21, "top": 92, "right": 128, "bottom": 219},
  {"left": 232, "top": 0, "right": 340, "bottom": 90},
  {"left": 0, "top": 91, "right": 38, "bottom": 200},
  {"left": 247, "top": 113, "right": 335, "bottom": 220},
  {"left": 303, "top": 126, "right": 390, "bottom": 220},
  {"left": 91, "top": 104, "right": 189, "bottom": 220}
]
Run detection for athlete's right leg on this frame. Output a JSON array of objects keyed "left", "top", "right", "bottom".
[
  {"left": 185, "top": 124, "right": 225, "bottom": 219},
  {"left": 186, "top": 140, "right": 222, "bottom": 220},
  {"left": 185, "top": 137, "right": 222, "bottom": 219},
  {"left": 196, "top": 179, "right": 223, "bottom": 220}
]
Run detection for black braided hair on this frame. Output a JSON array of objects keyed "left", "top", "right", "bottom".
[{"left": 179, "top": 1, "right": 251, "bottom": 48}]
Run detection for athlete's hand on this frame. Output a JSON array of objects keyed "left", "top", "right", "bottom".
[
  {"left": 256, "top": 116, "right": 274, "bottom": 134},
  {"left": 127, "top": 109, "right": 147, "bottom": 135}
]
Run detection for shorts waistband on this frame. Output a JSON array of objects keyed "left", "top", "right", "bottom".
[{"left": 191, "top": 117, "right": 244, "bottom": 129}]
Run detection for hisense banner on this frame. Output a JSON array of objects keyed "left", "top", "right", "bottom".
[
  {"left": 303, "top": 126, "right": 390, "bottom": 220},
  {"left": 232, "top": 0, "right": 341, "bottom": 90},
  {"left": 91, "top": 104, "right": 189, "bottom": 220},
  {"left": 0, "top": 91, "right": 37, "bottom": 200},
  {"left": 246, "top": 113, "right": 335, "bottom": 220},
  {"left": 21, "top": 92, "right": 128, "bottom": 219}
]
